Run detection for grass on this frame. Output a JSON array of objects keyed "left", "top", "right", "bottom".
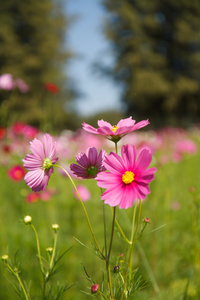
[{"left": 1, "top": 128, "right": 200, "bottom": 299}]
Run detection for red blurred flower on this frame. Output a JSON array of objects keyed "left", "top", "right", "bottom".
[
  {"left": 12, "top": 122, "right": 26, "bottom": 135},
  {"left": 8, "top": 165, "right": 26, "bottom": 181},
  {"left": 44, "top": 82, "right": 59, "bottom": 94},
  {"left": 0, "top": 127, "right": 6, "bottom": 140},
  {"left": 26, "top": 192, "right": 39, "bottom": 203}
]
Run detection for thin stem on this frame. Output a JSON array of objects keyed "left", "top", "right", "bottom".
[
  {"left": 105, "top": 206, "right": 116, "bottom": 300},
  {"left": 103, "top": 200, "right": 108, "bottom": 258},
  {"left": 54, "top": 164, "right": 104, "bottom": 258},
  {"left": 120, "top": 200, "right": 142, "bottom": 300},
  {"left": 6, "top": 263, "right": 29, "bottom": 300},
  {"left": 114, "top": 142, "right": 118, "bottom": 154},
  {"left": 31, "top": 224, "right": 45, "bottom": 275},
  {"left": 49, "top": 231, "right": 57, "bottom": 271},
  {"left": 129, "top": 201, "right": 138, "bottom": 282},
  {"left": 108, "top": 207, "right": 116, "bottom": 260},
  {"left": 111, "top": 208, "right": 130, "bottom": 244}
]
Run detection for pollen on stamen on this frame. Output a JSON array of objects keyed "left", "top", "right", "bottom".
[
  {"left": 42, "top": 158, "right": 52, "bottom": 170},
  {"left": 122, "top": 171, "right": 135, "bottom": 184},
  {"left": 111, "top": 125, "right": 118, "bottom": 133}
]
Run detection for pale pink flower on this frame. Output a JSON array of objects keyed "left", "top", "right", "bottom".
[
  {"left": 15, "top": 78, "right": 29, "bottom": 93},
  {"left": 73, "top": 185, "right": 91, "bottom": 201},
  {"left": 96, "top": 145, "right": 157, "bottom": 209},
  {"left": 175, "top": 139, "right": 197, "bottom": 155},
  {"left": 0, "top": 73, "right": 15, "bottom": 90},
  {"left": 70, "top": 147, "right": 106, "bottom": 179},
  {"left": 22, "top": 134, "right": 58, "bottom": 192},
  {"left": 82, "top": 117, "right": 149, "bottom": 142}
]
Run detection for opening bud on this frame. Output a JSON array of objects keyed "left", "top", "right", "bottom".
[
  {"left": 91, "top": 283, "right": 99, "bottom": 294},
  {"left": 46, "top": 247, "right": 53, "bottom": 254},
  {"left": 144, "top": 217, "right": 150, "bottom": 223},
  {"left": 1, "top": 254, "right": 9, "bottom": 262},
  {"left": 24, "top": 215, "right": 32, "bottom": 225},
  {"left": 114, "top": 265, "right": 120, "bottom": 273},
  {"left": 52, "top": 224, "right": 59, "bottom": 231}
]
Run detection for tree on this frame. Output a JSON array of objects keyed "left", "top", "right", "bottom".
[
  {"left": 101, "top": 0, "right": 200, "bottom": 127},
  {"left": 0, "top": 0, "right": 75, "bottom": 130}
]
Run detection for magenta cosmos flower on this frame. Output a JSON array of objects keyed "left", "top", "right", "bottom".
[
  {"left": 96, "top": 145, "right": 157, "bottom": 209},
  {"left": 70, "top": 147, "right": 106, "bottom": 179},
  {"left": 82, "top": 117, "right": 149, "bottom": 142},
  {"left": 22, "top": 134, "right": 58, "bottom": 192}
]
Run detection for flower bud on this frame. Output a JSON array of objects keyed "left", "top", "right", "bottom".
[
  {"left": 52, "top": 224, "right": 59, "bottom": 232},
  {"left": 91, "top": 283, "right": 99, "bottom": 293},
  {"left": 46, "top": 247, "right": 53, "bottom": 254},
  {"left": 144, "top": 217, "right": 150, "bottom": 223},
  {"left": 114, "top": 265, "right": 120, "bottom": 273},
  {"left": 1, "top": 254, "right": 9, "bottom": 262},
  {"left": 24, "top": 215, "right": 32, "bottom": 225}
]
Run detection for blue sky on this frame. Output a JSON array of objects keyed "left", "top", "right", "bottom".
[{"left": 65, "top": 0, "right": 122, "bottom": 116}]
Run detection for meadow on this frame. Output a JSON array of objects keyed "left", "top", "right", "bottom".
[{"left": 0, "top": 122, "right": 200, "bottom": 300}]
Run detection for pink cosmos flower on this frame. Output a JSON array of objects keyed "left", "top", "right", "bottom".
[
  {"left": 70, "top": 147, "right": 106, "bottom": 179},
  {"left": 22, "top": 133, "right": 58, "bottom": 192},
  {"left": 0, "top": 73, "right": 15, "bottom": 90},
  {"left": 96, "top": 144, "right": 157, "bottom": 209},
  {"left": 82, "top": 117, "right": 149, "bottom": 142},
  {"left": 8, "top": 165, "right": 26, "bottom": 181},
  {"left": 15, "top": 78, "right": 29, "bottom": 93},
  {"left": 73, "top": 185, "right": 91, "bottom": 201}
]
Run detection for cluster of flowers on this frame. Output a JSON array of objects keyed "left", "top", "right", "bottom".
[
  {"left": 0, "top": 73, "right": 29, "bottom": 93},
  {"left": 22, "top": 117, "right": 157, "bottom": 209},
  {"left": 1, "top": 119, "right": 198, "bottom": 205},
  {"left": 0, "top": 73, "right": 60, "bottom": 94}
]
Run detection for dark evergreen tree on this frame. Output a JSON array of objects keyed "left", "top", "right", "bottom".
[
  {"left": 0, "top": 0, "right": 75, "bottom": 130},
  {"left": 101, "top": 0, "right": 200, "bottom": 126}
]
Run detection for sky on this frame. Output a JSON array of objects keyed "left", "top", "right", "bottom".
[{"left": 65, "top": 0, "right": 122, "bottom": 116}]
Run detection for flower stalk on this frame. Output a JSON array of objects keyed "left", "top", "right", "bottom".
[
  {"left": 54, "top": 164, "right": 104, "bottom": 259},
  {"left": 1, "top": 257, "right": 29, "bottom": 300}
]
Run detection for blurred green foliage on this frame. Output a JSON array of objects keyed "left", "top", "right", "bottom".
[
  {"left": 0, "top": 0, "right": 77, "bottom": 130},
  {"left": 1, "top": 130, "right": 200, "bottom": 299},
  {"left": 101, "top": 0, "right": 200, "bottom": 127}
]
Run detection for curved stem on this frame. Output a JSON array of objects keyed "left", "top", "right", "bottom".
[
  {"left": 6, "top": 263, "right": 29, "bottom": 300},
  {"left": 54, "top": 164, "right": 104, "bottom": 258},
  {"left": 120, "top": 200, "right": 142, "bottom": 300},
  {"left": 112, "top": 210, "right": 130, "bottom": 245},
  {"left": 50, "top": 230, "right": 57, "bottom": 271},
  {"left": 31, "top": 224, "right": 45, "bottom": 275}
]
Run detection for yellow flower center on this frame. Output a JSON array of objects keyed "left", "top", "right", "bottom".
[
  {"left": 111, "top": 125, "right": 118, "bottom": 133},
  {"left": 122, "top": 171, "right": 135, "bottom": 184}
]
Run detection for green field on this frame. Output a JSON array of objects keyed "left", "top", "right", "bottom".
[{"left": 1, "top": 127, "right": 200, "bottom": 300}]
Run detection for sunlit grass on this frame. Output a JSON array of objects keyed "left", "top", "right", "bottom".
[{"left": 1, "top": 130, "right": 200, "bottom": 299}]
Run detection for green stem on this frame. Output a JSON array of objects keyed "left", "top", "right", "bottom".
[
  {"left": 50, "top": 231, "right": 57, "bottom": 271},
  {"left": 120, "top": 200, "right": 142, "bottom": 300},
  {"left": 103, "top": 200, "right": 108, "bottom": 258},
  {"left": 54, "top": 164, "right": 104, "bottom": 258},
  {"left": 108, "top": 207, "right": 116, "bottom": 260},
  {"left": 31, "top": 224, "right": 45, "bottom": 275},
  {"left": 111, "top": 208, "right": 130, "bottom": 244},
  {"left": 6, "top": 263, "right": 29, "bottom": 300},
  {"left": 129, "top": 201, "right": 138, "bottom": 282}
]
